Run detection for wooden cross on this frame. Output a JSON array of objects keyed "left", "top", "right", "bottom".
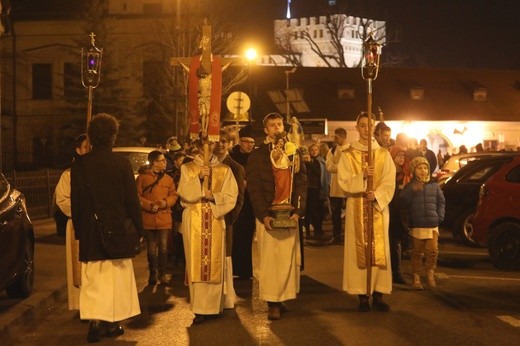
[
  {"left": 170, "top": 24, "right": 236, "bottom": 80},
  {"left": 170, "top": 22, "right": 237, "bottom": 191},
  {"left": 170, "top": 23, "right": 241, "bottom": 138}
]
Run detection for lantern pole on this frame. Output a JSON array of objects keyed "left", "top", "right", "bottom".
[
  {"left": 81, "top": 32, "right": 103, "bottom": 149},
  {"left": 361, "top": 35, "right": 382, "bottom": 296}
]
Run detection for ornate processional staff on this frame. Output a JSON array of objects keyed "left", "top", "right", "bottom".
[
  {"left": 170, "top": 21, "right": 234, "bottom": 192},
  {"left": 71, "top": 32, "right": 103, "bottom": 288},
  {"left": 360, "top": 35, "right": 382, "bottom": 295},
  {"left": 81, "top": 32, "right": 103, "bottom": 142}
]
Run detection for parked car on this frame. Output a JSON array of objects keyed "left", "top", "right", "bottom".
[
  {"left": 113, "top": 147, "right": 158, "bottom": 178},
  {"left": 0, "top": 173, "right": 35, "bottom": 298},
  {"left": 435, "top": 152, "right": 518, "bottom": 186},
  {"left": 441, "top": 155, "right": 519, "bottom": 246},
  {"left": 471, "top": 156, "right": 520, "bottom": 270}
]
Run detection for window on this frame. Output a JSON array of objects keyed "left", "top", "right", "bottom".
[
  {"left": 63, "top": 63, "right": 79, "bottom": 98},
  {"left": 32, "top": 64, "right": 52, "bottom": 99},
  {"left": 506, "top": 166, "right": 520, "bottom": 183}
]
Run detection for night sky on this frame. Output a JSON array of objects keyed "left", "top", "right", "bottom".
[{"left": 10, "top": 0, "right": 520, "bottom": 70}]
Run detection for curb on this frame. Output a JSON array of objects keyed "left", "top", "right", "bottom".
[
  {"left": 0, "top": 217, "right": 67, "bottom": 342},
  {"left": 0, "top": 284, "right": 68, "bottom": 342}
]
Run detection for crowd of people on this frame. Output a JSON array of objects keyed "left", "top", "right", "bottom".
[{"left": 55, "top": 111, "right": 448, "bottom": 343}]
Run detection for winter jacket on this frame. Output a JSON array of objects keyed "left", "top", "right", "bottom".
[
  {"left": 400, "top": 178, "right": 445, "bottom": 228},
  {"left": 71, "top": 146, "right": 143, "bottom": 261},
  {"left": 136, "top": 170, "right": 178, "bottom": 230},
  {"left": 326, "top": 143, "right": 349, "bottom": 197},
  {"left": 246, "top": 142, "right": 307, "bottom": 222}
]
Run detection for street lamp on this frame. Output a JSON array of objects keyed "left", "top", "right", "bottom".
[
  {"left": 81, "top": 32, "right": 103, "bottom": 130},
  {"left": 360, "top": 34, "right": 382, "bottom": 295}
]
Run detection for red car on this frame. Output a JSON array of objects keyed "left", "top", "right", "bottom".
[{"left": 471, "top": 155, "right": 520, "bottom": 269}]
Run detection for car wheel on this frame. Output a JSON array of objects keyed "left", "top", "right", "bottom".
[
  {"left": 5, "top": 236, "right": 35, "bottom": 299},
  {"left": 454, "top": 210, "right": 479, "bottom": 247},
  {"left": 488, "top": 222, "right": 520, "bottom": 270}
]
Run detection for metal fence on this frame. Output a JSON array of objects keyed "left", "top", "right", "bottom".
[{"left": 4, "top": 169, "right": 64, "bottom": 220}]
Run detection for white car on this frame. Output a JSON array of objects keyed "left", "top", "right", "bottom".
[
  {"left": 435, "top": 152, "right": 518, "bottom": 186},
  {"left": 113, "top": 147, "right": 160, "bottom": 178}
]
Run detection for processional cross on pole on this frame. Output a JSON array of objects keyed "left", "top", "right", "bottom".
[{"left": 169, "top": 21, "right": 236, "bottom": 189}]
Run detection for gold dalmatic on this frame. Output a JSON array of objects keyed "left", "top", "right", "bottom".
[
  {"left": 345, "top": 146, "right": 388, "bottom": 269},
  {"left": 186, "top": 162, "right": 228, "bottom": 283}
]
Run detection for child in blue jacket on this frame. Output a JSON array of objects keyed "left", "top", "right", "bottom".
[{"left": 400, "top": 157, "right": 445, "bottom": 290}]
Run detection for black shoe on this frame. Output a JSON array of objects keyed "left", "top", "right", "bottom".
[
  {"left": 105, "top": 323, "right": 124, "bottom": 337},
  {"left": 358, "top": 295, "right": 371, "bottom": 312},
  {"left": 193, "top": 314, "right": 206, "bottom": 324},
  {"left": 148, "top": 271, "right": 158, "bottom": 286},
  {"left": 267, "top": 305, "right": 281, "bottom": 320},
  {"left": 278, "top": 302, "right": 289, "bottom": 313},
  {"left": 372, "top": 292, "right": 390, "bottom": 312},
  {"left": 87, "top": 320, "right": 103, "bottom": 343}
]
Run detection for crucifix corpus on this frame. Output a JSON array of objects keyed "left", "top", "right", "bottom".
[{"left": 170, "top": 22, "right": 235, "bottom": 189}]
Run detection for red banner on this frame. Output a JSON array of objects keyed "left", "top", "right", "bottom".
[{"left": 188, "top": 55, "right": 222, "bottom": 141}]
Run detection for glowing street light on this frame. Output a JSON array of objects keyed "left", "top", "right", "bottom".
[{"left": 244, "top": 47, "right": 258, "bottom": 62}]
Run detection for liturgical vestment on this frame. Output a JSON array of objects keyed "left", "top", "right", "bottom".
[
  {"left": 178, "top": 155, "right": 238, "bottom": 314},
  {"left": 337, "top": 140, "right": 395, "bottom": 295}
]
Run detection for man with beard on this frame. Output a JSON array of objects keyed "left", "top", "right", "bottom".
[{"left": 177, "top": 138, "right": 238, "bottom": 324}]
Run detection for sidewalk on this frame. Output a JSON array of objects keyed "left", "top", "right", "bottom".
[{"left": 0, "top": 218, "right": 68, "bottom": 341}]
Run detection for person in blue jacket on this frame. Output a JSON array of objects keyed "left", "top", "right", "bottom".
[{"left": 400, "top": 156, "right": 445, "bottom": 290}]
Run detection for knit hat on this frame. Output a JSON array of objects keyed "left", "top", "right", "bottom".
[
  {"left": 389, "top": 145, "right": 406, "bottom": 159},
  {"left": 238, "top": 125, "right": 254, "bottom": 140},
  {"left": 410, "top": 156, "right": 429, "bottom": 174}
]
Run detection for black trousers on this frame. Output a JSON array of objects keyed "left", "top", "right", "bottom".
[
  {"left": 330, "top": 197, "right": 345, "bottom": 238},
  {"left": 305, "top": 187, "right": 324, "bottom": 236}
]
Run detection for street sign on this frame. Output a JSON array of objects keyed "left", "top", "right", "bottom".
[{"left": 226, "top": 91, "right": 250, "bottom": 118}]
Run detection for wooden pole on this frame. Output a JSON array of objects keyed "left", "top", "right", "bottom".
[
  {"left": 85, "top": 86, "right": 93, "bottom": 151},
  {"left": 366, "top": 78, "right": 374, "bottom": 296}
]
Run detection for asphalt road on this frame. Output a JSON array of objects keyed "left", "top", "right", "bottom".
[{"left": 4, "top": 225, "right": 520, "bottom": 345}]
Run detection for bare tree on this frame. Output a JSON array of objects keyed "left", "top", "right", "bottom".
[{"left": 275, "top": 9, "right": 387, "bottom": 68}]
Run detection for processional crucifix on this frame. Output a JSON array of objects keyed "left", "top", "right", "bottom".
[{"left": 170, "top": 22, "right": 235, "bottom": 190}]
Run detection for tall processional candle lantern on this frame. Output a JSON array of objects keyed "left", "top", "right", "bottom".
[{"left": 360, "top": 35, "right": 382, "bottom": 294}]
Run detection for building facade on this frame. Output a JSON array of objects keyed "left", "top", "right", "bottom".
[
  {"left": 274, "top": 14, "right": 385, "bottom": 67},
  {"left": 0, "top": 0, "right": 184, "bottom": 170}
]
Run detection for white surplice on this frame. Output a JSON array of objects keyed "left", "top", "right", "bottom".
[
  {"left": 54, "top": 169, "right": 80, "bottom": 310},
  {"left": 337, "top": 140, "right": 395, "bottom": 295},
  {"left": 178, "top": 155, "right": 238, "bottom": 314},
  {"left": 256, "top": 220, "right": 301, "bottom": 302},
  {"left": 79, "top": 259, "right": 141, "bottom": 322}
]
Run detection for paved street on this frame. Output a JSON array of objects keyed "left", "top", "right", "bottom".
[{"left": 2, "top": 219, "right": 520, "bottom": 345}]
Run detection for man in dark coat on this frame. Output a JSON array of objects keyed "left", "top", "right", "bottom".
[
  {"left": 229, "top": 125, "right": 256, "bottom": 279},
  {"left": 246, "top": 113, "right": 307, "bottom": 321},
  {"left": 419, "top": 139, "right": 438, "bottom": 175},
  {"left": 71, "top": 113, "right": 143, "bottom": 343},
  {"left": 214, "top": 130, "right": 245, "bottom": 271}
]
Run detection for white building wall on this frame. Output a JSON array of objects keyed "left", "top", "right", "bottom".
[{"left": 274, "top": 14, "right": 386, "bottom": 68}]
